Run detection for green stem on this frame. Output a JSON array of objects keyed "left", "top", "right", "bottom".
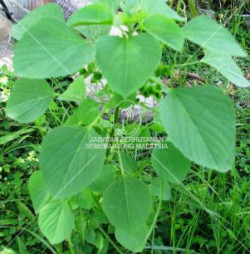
[
  {"left": 118, "top": 149, "right": 125, "bottom": 175},
  {"left": 98, "top": 226, "right": 125, "bottom": 254},
  {"left": 91, "top": 195, "right": 124, "bottom": 254},
  {"left": 145, "top": 179, "right": 163, "bottom": 246},
  {"left": 106, "top": 106, "right": 120, "bottom": 159},
  {"left": 177, "top": 61, "right": 200, "bottom": 67},
  {"left": 67, "top": 237, "right": 74, "bottom": 254}
]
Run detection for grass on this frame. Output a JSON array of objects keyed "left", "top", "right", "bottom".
[{"left": 0, "top": 2, "right": 250, "bottom": 254}]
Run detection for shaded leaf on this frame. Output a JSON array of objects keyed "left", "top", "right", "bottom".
[
  {"left": 152, "top": 143, "right": 190, "bottom": 183},
  {"left": 103, "top": 176, "right": 152, "bottom": 233},
  {"left": 58, "top": 77, "right": 86, "bottom": 103},
  {"left": 115, "top": 224, "right": 148, "bottom": 252}
]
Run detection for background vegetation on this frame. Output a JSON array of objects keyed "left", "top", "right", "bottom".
[{"left": 0, "top": 0, "right": 249, "bottom": 253}]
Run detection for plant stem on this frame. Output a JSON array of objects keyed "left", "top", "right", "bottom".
[
  {"left": 98, "top": 226, "right": 125, "bottom": 254},
  {"left": 67, "top": 237, "right": 74, "bottom": 254},
  {"left": 177, "top": 61, "right": 200, "bottom": 67},
  {"left": 106, "top": 106, "right": 120, "bottom": 159},
  {"left": 91, "top": 194, "right": 124, "bottom": 254},
  {"left": 145, "top": 180, "right": 163, "bottom": 247}
]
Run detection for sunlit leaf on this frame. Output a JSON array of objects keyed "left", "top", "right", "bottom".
[
  {"left": 160, "top": 86, "right": 235, "bottom": 172},
  {"left": 6, "top": 79, "right": 54, "bottom": 123}
]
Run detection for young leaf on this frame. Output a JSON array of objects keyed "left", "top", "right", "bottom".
[
  {"left": 67, "top": 3, "right": 113, "bottom": 40},
  {"left": 6, "top": 79, "right": 54, "bottom": 123},
  {"left": 93, "top": 0, "right": 121, "bottom": 12},
  {"left": 142, "top": 15, "right": 184, "bottom": 51},
  {"left": 115, "top": 224, "right": 148, "bottom": 252},
  {"left": 103, "top": 176, "right": 152, "bottom": 233},
  {"left": 14, "top": 18, "right": 95, "bottom": 79},
  {"left": 38, "top": 200, "right": 74, "bottom": 244},
  {"left": 121, "top": 0, "right": 141, "bottom": 15},
  {"left": 67, "top": 3, "right": 113, "bottom": 26},
  {"left": 71, "top": 188, "right": 94, "bottom": 210},
  {"left": 141, "top": 0, "right": 185, "bottom": 22},
  {"left": 152, "top": 143, "right": 190, "bottom": 183},
  {"left": 90, "top": 165, "right": 116, "bottom": 193},
  {"left": 96, "top": 34, "right": 162, "bottom": 97},
  {"left": 40, "top": 126, "right": 106, "bottom": 198},
  {"left": 65, "top": 99, "right": 100, "bottom": 126},
  {"left": 12, "top": 3, "right": 64, "bottom": 41},
  {"left": 201, "top": 52, "right": 250, "bottom": 87},
  {"left": 28, "top": 171, "right": 50, "bottom": 214},
  {"left": 150, "top": 177, "right": 171, "bottom": 200},
  {"left": 120, "top": 152, "right": 137, "bottom": 173},
  {"left": 183, "top": 15, "right": 246, "bottom": 57},
  {"left": 160, "top": 86, "right": 235, "bottom": 172},
  {"left": 58, "top": 77, "right": 86, "bottom": 103}
]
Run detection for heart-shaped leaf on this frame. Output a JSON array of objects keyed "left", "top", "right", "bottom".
[
  {"left": 12, "top": 3, "right": 64, "bottom": 41},
  {"left": 160, "top": 86, "right": 235, "bottom": 172},
  {"left": 141, "top": 0, "right": 185, "bottom": 21},
  {"left": 28, "top": 171, "right": 50, "bottom": 214},
  {"left": 183, "top": 15, "right": 246, "bottom": 57},
  {"left": 14, "top": 18, "right": 95, "bottom": 78},
  {"left": 142, "top": 14, "right": 184, "bottom": 51},
  {"left": 152, "top": 142, "right": 191, "bottom": 183},
  {"left": 58, "top": 77, "right": 86, "bottom": 103},
  {"left": 103, "top": 176, "right": 152, "bottom": 233},
  {"left": 6, "top": 79, "right": 54, "bottom": 123},
  {"left": 201, "top": 52, "right": 250, "bottom": 87},
  {"left": 96, "top": 34, "right": 162, "bottom": 97},
  {"left": 38, "top": 200, "right": 74, "bottom": 244},
  {"left": 40, "top": 126, "right": 105, "bottom": 198}
]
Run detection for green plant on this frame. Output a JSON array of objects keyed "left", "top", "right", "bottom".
[{"left": 4, "top": 0, "right": 250, "bottom": 252}]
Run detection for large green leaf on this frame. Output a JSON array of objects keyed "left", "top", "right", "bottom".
[
  {"left": 103, "top": 176, "right": 152, "bottom": 233},
  {"left": 58, "top": 77, "right": 86, "bottom": 103},
  {"left": 14, "top": 18, "right": 95, "bottom": 79},
  {"left": 115, "top": 224, "right": 148, "bottom": 252},
  {"left": 152, "top": 142, "right": 190, "bottom": 183},
  {"left": 28, "top": 171, "right": 50, "bottom": 214},
  {"left": 160, "top": 86, "right": 235, "bottom": 172},
  {"left": 38, "top": 200, "right": 74, "bottom": 244},
  {"left": 6, "top": 79, "right": 54, "bottom": 123},
  {"left": 142, "top": 14, "right": 184, "bottom": 51},
  {"left": 141, "top": 0, "right": 185, "bottom": 21},
  {"left": 12, "top": 3, "right": 64, "bottom": 41},
  {"left": 201, "top": 52, "right": 250, "bottom": 87},
  {"left": 40, "top": 126, "right": 106, "bottom": 198},
  {"left": 96, "top": 34, "right": 162, "bottom": 97},
  {"left": 183, "top": 15, "right": 246, "bottom": 57}
]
